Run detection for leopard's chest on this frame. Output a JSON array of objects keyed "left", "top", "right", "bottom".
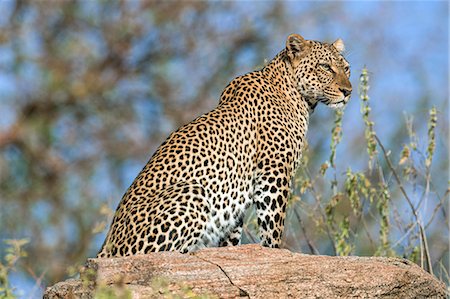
[{"left": 202, "top": 186, "right": 252, "bottom": 246}]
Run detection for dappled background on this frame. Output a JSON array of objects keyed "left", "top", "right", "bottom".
[{"left": 0, "top": 1, "right": 448, "bottom": 298}]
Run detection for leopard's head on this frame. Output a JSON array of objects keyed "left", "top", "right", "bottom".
[{"left": 286, "top": 34, "right": 352, "bottom": 110}]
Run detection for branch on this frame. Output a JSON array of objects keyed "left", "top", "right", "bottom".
[
  {"left": 374, "top": 135, "right": 433, "bottom": 274},
  {"left": 293, "top": 208, "right": 320, "bottom": 255}
]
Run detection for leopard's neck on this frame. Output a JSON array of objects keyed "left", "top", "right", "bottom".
[{"left": 261, "top": 50, "right": 314, "bottom": 115}]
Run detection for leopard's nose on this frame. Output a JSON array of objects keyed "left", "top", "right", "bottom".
[{"left": 339, "top": 88, "right": 352, "bottom": 97}]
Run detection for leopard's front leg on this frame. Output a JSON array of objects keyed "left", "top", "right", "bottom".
[
  {"left": 219, "top": 223, "right": 243, "bottom": 247},
  {"left": 253, "top": 163, "right": 291, "bottom": 248}
]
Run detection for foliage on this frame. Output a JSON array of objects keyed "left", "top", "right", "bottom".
[
  {"left": 149, "top": 277, "right": 216, "bottom": 299},
  {"left": 83, "top": 272, "right": 214, "bottom": 299},
  {"left": 281, "top": 67, "right": 448, "bottom": 281},
  {"left": 0, "top": 1, "right": 277, "bottom": 285},
  {"left": 0, "top": 239, "right": 28, "bottom": 299}
]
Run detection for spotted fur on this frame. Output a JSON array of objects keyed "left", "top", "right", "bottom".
[{"left": 97, "top": 34, "right": 352, "bottom": 257}]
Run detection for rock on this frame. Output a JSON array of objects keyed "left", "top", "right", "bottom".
[{"left": 44, "top": 244, "right": 447, "bottom": 298}]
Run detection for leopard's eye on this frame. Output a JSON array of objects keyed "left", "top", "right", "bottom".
[{"left": 319, "top": 63, "right": 333, "bottom": 73}]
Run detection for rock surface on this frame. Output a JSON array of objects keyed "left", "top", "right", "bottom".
[{"left": 44, "top": 244, "right": 447, "bottom": 298}]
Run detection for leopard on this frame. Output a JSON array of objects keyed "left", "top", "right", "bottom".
[{"left": 97, "top": 34, "right": 352, "bottom": 257}]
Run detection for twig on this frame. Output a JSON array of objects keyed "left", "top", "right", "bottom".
[
  {"left": 293, "top": 208, "right": 320, "bottom": 255},
  {"left": 374, "top": 135, "right": 433, "bottom": 274},
  {"left": 424, "top": 179, "right": 449, "bottom": 229},
  {"left": 360, "top": 216, "right": 376, "bottom": 251},
  {"left": 303, "top": 166, "right": 337, "bottom": 255},
  {"left": 25, "top": 266, "right": 47, "bottom": 299},
  {"left": 391, "top": 222, "right": 417, "bottom": 249},
  {"left": 243, "top": 224, "right": 257, "bottom": 243}
]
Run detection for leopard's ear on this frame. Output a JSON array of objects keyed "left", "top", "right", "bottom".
[
  {"left": 286, "top": 34, "right": 310, "bottom": 63},
  {"left": 332, "top": 38, "right": 345, "bottom": 53}
]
